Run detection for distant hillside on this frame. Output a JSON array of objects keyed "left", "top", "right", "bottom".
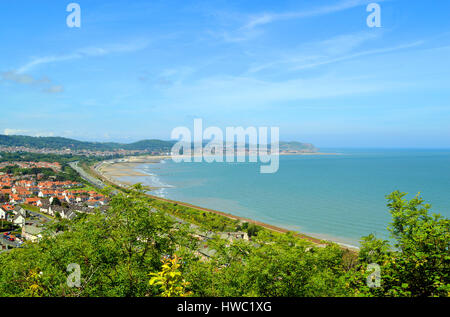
[
  {"left": 279, "top": 141, "right": 318, "bottom": 153},
  {"left": 0, "top": 135, "right": 318, "bottom": 153},
  {"left": 0, "top": 135, "right": 175, "bottom": 152},
  {"left": 123, "top": 139, "right": 176, "bottom": 151}
]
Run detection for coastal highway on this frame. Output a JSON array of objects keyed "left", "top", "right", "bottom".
[{"left": 69, "top": 161, "right": 106, "bottom": 189}]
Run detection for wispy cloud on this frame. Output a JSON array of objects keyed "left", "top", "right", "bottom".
[
  {"left": 291, "top": 40, "right": 425, "bottom": 71},
  {"left": 247, "top": 31, "right": 381, "bottom": 74},
  {"left": 43, "top": 85, "right": 64, "bottom": 94},
  {"left": 243, "top": 0, "right": 378, "bottom": 29},
  {"left": 156, "top": 73, "right": 411, "bottom": 115},
  {"left": 0, "top": 70, "right": 50, "bottom": 85},
  {"left": 246, "top": 30, "right": 424, "bottom": 75},
  {"left": 0, "top": 70, "right": 63, "bottom": 93},
  {"left": 215, "top": 0, "right": 382, "bottom": 43},
  {"left": 17, "top": 41, "right": 149, "bottom": 73}
]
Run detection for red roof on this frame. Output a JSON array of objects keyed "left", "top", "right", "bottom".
[{"left": 25, "top": 197, "right": 40, "bottom": 205}]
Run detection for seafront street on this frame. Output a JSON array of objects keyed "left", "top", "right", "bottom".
[{"left": 69, "top": 161, "right": 106, "bottom": 189}]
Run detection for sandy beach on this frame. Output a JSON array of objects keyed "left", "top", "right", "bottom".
[{"left": 96, "top": 155, "right": 170, "bottom": 186}]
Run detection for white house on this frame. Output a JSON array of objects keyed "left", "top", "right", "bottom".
[
  {"left": 22, "top": 225, "right": 43, "bottom": 242},
  {"left": 13, "top": 213, "right": 25, "bottom": 228}
]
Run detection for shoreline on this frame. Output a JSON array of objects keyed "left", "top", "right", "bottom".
[{"left": 93, "top": 155, "right": 359, "bottom": 251}]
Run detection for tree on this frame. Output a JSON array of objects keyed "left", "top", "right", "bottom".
[
  {"left": 51, "top": 197, "right": 62, "bottom": 206},
  {"left": 357, "top": 191, "right": 450, "bottom": 297},
  {"left": 149, "top": 255, "right": 191, "bottom": 297},
  {"left": 0, "top": 187, "right": 447, "bottom": 298},
  {"left": 246, "top": 223, "right": 260, "bottom": 238},
  {"left": 0, "top": 185, "right": 185, "bottom": 297}
]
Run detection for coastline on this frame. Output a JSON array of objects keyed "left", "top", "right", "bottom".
[{"left": 93, "top": 154, "right": 359, "bottom": 251}]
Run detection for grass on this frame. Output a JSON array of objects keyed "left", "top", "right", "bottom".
[
  {"left": 21, "top": 204, "right": 40, "bottom": 213},
  {"left": 21, "top": 204, "right": 55, "bottom": 220},
  {"left": 67, "top": 184, "right": 96, "bottom": 192}
]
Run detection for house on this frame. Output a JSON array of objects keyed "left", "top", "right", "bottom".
[
  {"left": 64, "top": 194, "right": 76, "bottom": 204},
  {"left": 13, "top": 206, "right": 27, "bottom": 217},
  {"left": 2, "top": 204, "right": 14, "bottom": 213},
  {"left": 0, "top": 188, "right": 12, "bottom": 195},
  {"left": 25, "top": 197, "right": 40, "bottom": 206},
  {"left": 219, "top": 231, "right": 249, "bottom": 242},
  {"left": 61, "top": 208, "right": 78, "bottom": 220},
  {"left": 22, "top": 225, "right": 43, "bottom": 242},
  {"left": 37, "top": 199, "right": 51, "bottom": 215},
  {"left": 49, "top": 205, "right": 64, "bottom": 217},
  {"left": 10, "top": 194, "right": 23, "bottom": 204},
  {"left": 75, "top": 195, "right": 89, "bottom": 203},
  {"left": 49, "top": 206, "right": 76, "bottom": 220},
  {"left": 38, "top": 190, "right": 52, "bottom": 198},
  {"left": 86, "top": 200, "right": 102, "bottom": 208},
  {"left": 0, "top": 207, "right": 5, "bottom": 220},
  {"left": 13, "top": 213, "right": 26, "bottom": 227}
]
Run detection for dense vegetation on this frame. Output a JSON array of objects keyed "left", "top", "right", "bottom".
[
  {"left": 0, "top": 152, "right": 84, "bottom": 164},
  {"left": 0, "top": 152, "right": 117, "bottom": 184},
  {"left": 0, "top": 186, "right": 447, "bottom": 297},
  {"left": 149, "top": 200, "right": 243, "bottom": 232},
  {"left": 0, "top": 135, "right": 175, "bottom": 152},
  {"left": 0, "top": 151, "right": 114, "bottom": 166},
  {"left": 0, "top": 165, "right": 84, "bottom": 183}
]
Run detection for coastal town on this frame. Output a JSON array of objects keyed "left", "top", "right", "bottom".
[
  {"left": 0, "top": 160, "right": 109, "bottom": 249},
  {"left": 0, "top": 145, "right": 156, "bottom": 157}
]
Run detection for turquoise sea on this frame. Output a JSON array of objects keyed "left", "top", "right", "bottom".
[{"left": 117, "top": 149, "right": 450, "bottom": 247}]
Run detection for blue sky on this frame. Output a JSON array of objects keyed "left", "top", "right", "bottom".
[{"left": 1, "top": 0, "right": 450, "bottom": 148}]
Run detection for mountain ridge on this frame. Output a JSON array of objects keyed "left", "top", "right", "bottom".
[{"left": 0, "top": 134, "right": 318, "bottom": 153}]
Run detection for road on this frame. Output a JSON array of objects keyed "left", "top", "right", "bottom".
[
  {"left": 0, "top": 236, "right": 22, "bottom": 248},
  {"left": 69, "top": 161, "right": 106, "bottom": 189}
]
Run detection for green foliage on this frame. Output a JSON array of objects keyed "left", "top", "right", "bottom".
[
  {"left": 149, "top": 255, "right": 192, "bottom": 297},
  {"left": 0, "top": 188, "right": 447, "bottom": 298},
  {"left": 0, "top": 164, "right": 84, "bottom": 183},
  {"left": 183, "top": 231, "right": 354, "bottom": 297},
  {"left": 0, "top": 185, "right": 183, "bottom": 297},
  {"left": 356, "top": 191, "right": 450, "bottom": 297},
  {"left": 246, "top": 223, "right": 261, "bottom": 237},
  {"left": 149, "top": 199, "right": 240, "bottom": 232},
  {"left": 51, "top": 197, "right": 62, "bottom": 206}
]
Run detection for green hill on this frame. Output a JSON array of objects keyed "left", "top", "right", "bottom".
[
  {"left": 0, "top": 134, "right": 175, "bottom": 152},
  {"left": 0, "top": 135, "right": 318, "bottom": 153}
]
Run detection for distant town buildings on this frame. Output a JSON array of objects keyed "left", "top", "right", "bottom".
[
  {"left": 0, "top": 145, "right": 165, "bottom": 157},
  {"left": 0, "top": 161, "right": 110, "bottom": 248}
]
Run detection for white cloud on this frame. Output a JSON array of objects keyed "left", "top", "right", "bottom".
[
  {"left": 214, "top": 0, "right": 384, "bottom": 43},
  {"left": 290, "top": 40, "right": 424, "bottom": 71},
  {"left": 43, "top": 85, "right": 64, "bottom": 94},
  {"left": 3, "top": 129, "right": 29, "bottom": 136},
  {"left": 155, "top": 73, "right": 411, "bottom": 114},
  {"left": 246, "top": 30, "right": 423, "bottom": 75},
  {"left": 17, "top": 41, "right": 150, "bottom": 73},
  {"left": 243, "top": 0, "right": 378, "bottom": 29},
  {"left": 3, "top": 129, "right": 55, "bottom": 137},
  {"left": 0, "top": 71, "right": 50, "bottom": 85},
  {"left": 1, "top": 70, "right": 63, "bottom": 93}
]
